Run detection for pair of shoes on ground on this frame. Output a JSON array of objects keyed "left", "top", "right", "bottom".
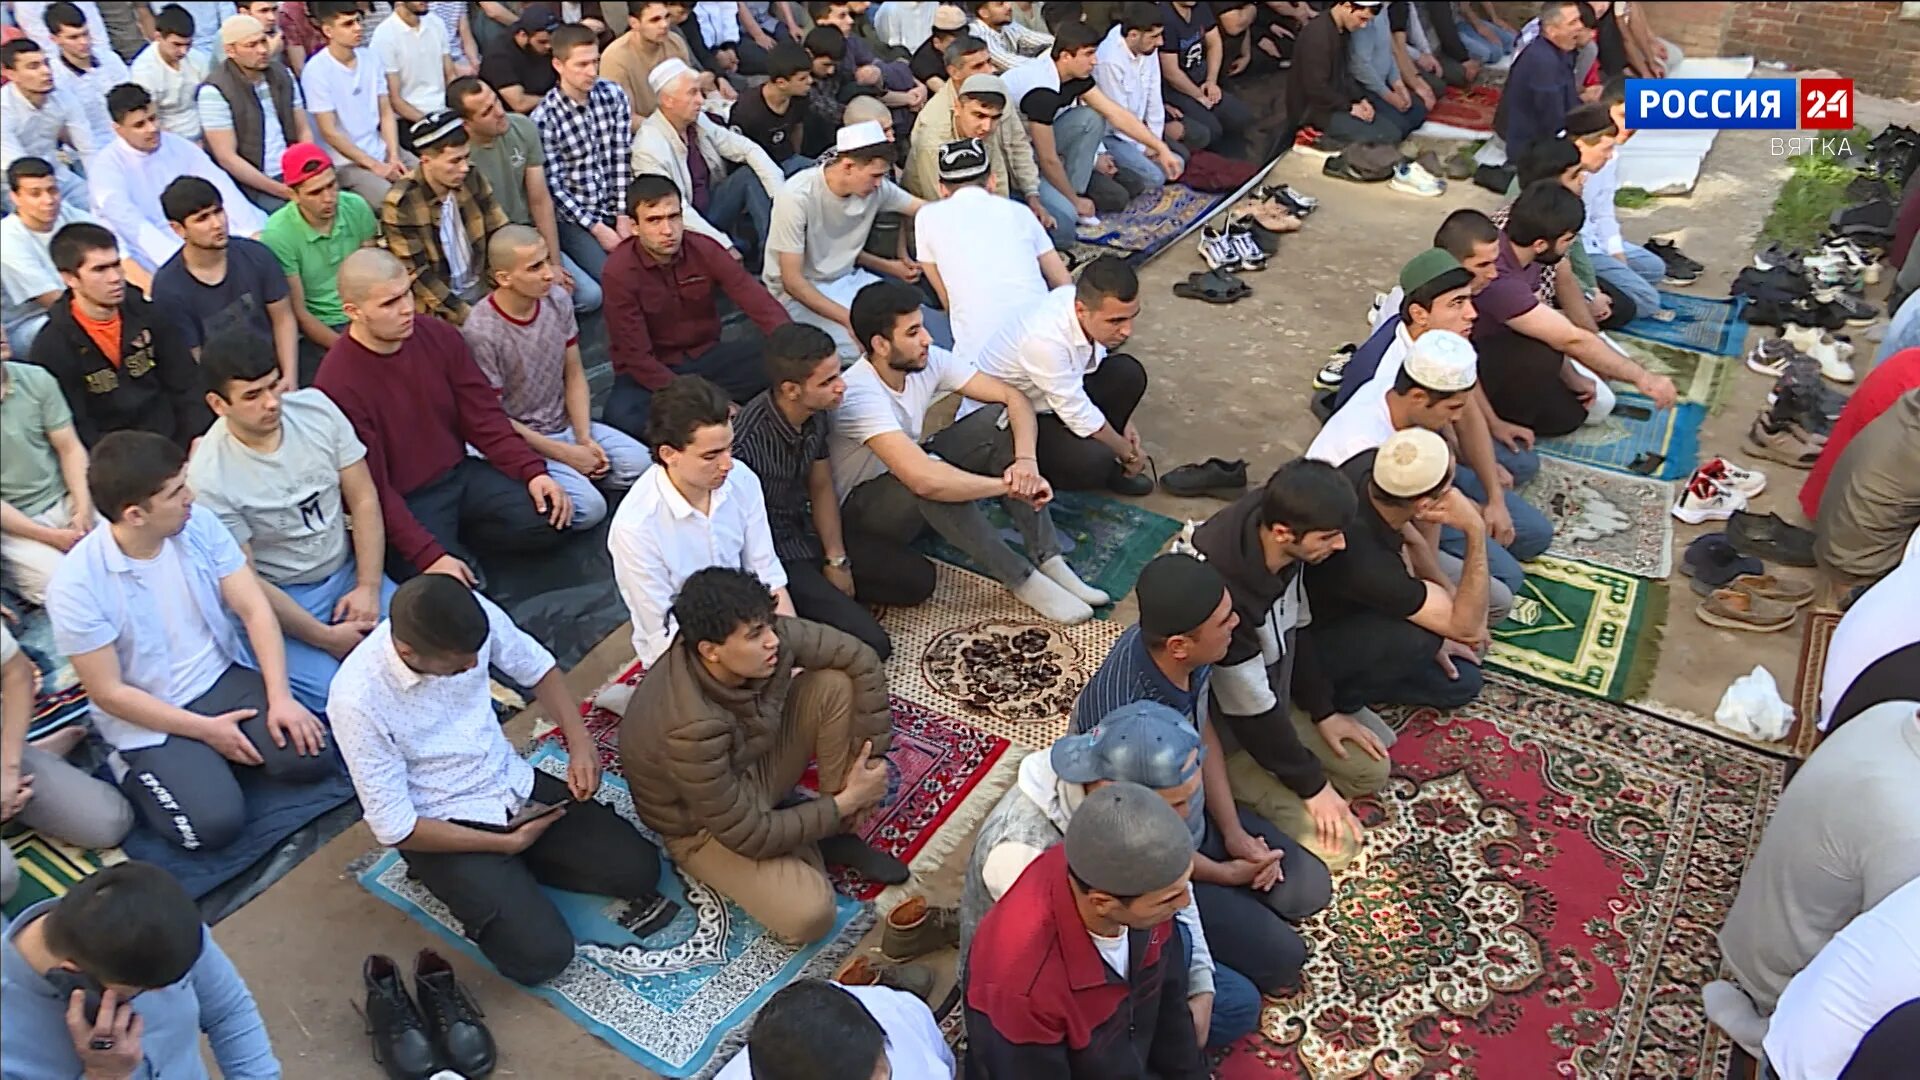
[
  {"left": 1670, "top": 457, "right": 1765, "bottom": 524},
  {"left": 1645, "top": 237, "right": 1703, "bottom": 285},
  {"left": 365, "top": 950, "right": 495, "bottom": 1080},
  {"left": 1779, "top": 323, "right": 1858, "bottom": 382},
  {"left": 1160, "top": 457, "right": 1248, "bottom": 498},
  {"left": 1199, "top": 221, "right": 1271, "bottom": 271},
  {"left": 1683, "top": 531, "right": 1815, "bottom": 632},
  {"left": 1291, "top": 126, "right": 1350, "bottom": 160},
  {"left": 842, "top": 895, "right": 961, "bottom": 1004},
  {"left": 1174, "top": 267, "right": 1251, "bottom": 304},
  {"left": 1388, "top": 153, "right": 1447, "bottom": 197},
  {"left": 1744, "top": 409, "right": 1825, "bottom": 470}
]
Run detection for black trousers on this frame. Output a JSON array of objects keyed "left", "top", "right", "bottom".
[
  {"left": 1192, "top": 807, "right": 1332, "bottom": 993},
  {"left": 1309, "top": 612, "right": 1484, "bottom": 714},
  {"left": 601, "top": 338, "right": 771, "bottom": 444},
  {"left": 1595, "top": 275, "right": 1639, "bottom": 330},
  {"left": 118, "top": 665, "right": 343, "bottom": 852},
  {"left": 781, "top": 532, "right": 935, "bottom": 660},
  {"left": 1479, "top": 332, "right": 1590, "bottom": 439},
  {"left": 1829, "top": 642, "right": 1920, "bottom": 732},
  {"left": 401, "top": 771, "right": 664, "bottom": 985},
  {"left": 1035, "top": 351, "right": 1150, "bottom": 491},
  {"left": 394, "top": 458, "right": 566, "bottom": 582},
  {"left": 1164, "top": 90, "right": 1257, "bottom": 153}
]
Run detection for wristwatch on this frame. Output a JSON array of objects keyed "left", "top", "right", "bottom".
[{"left": 826, "top": 555, "right": 850, "bottom": 569}]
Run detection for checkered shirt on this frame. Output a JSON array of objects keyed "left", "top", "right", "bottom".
[
  {"left": 378, "top": 165, "right": 509, "bottom": 325},
  {"left": 532, "top": 79, "right": 635, "bottom": 231}
]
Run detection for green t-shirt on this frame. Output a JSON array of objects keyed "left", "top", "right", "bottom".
[
  {"left": 1568, "top": 239, "right": 1597, "bottom": 290},
  {"left": 260, "top": 191, "right": 377, "bottom": 328},
  {"left": 0, "top": 361, "right": 74, "bottom": 517},
  {"left": 468, "top": 113, "right": 544, "bottom": 229}
]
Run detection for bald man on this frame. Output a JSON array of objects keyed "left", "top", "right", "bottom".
[
  {"left": 461, "top": 225, "right": 650, "bottom": 530},
  {"left": 314, "top": 248, "right": 571, "bottom": 587}
]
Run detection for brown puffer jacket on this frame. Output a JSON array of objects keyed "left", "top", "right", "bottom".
[{"left": 617, "top": 616, "right": 892, "bottom": 859}]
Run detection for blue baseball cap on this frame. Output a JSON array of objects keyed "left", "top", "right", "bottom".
[{"left": 1051, "top": 701, "right": 1202, "bottom": 789}]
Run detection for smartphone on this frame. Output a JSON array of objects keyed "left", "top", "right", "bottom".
[
  {"left": 506, "top": 800, "right": 565, "bottom": 829},
  {"left": 1615, "top": 403, "right": 1655, "bottom": 422},
  {"left": 46, "top": 969, "right": 105, "bottom": 1025}
]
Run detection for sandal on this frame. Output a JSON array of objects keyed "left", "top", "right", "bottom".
[{"left": 1173, "top": 269, "right": 1248, "bottom": 304}]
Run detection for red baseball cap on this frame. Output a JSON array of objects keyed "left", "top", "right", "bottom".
[{"left": 281, "top": 142, "right": 333, "bottom": 187}]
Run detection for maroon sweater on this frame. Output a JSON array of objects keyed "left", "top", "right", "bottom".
[
  {"left": 602, "top": 233, "right": 790, "bottom": 391},
  {"left": 314, "top": 317, "right": 548, "bottom": 570}
]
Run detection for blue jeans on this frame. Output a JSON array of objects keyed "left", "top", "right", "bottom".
[
  {"left": 1172, "top": 921, "right": 1264, "bottom": 1051},
  {"left": 703, "top": 165, "right": 775, "bottom": 270},
  {"left": 1591, "top": 241, "right": 1666, "bottom": 317},
  {"left": 1495, "top": 441, "right": 1542, "bottom": 488},
  {"left": 1443, "top": 462, "right": 1555, "bottom": 594},
  {"left": 559, "top": 249, "right": 602, "bottom": 314},
  {"left": 235, "top": 562, "right": 398, "bottom": 713},
  {"left": 540, "top": 422, "right": 651, "bottom": 529},
  {"left": 1036, "top": 106, "right": 1109, "bottom": 249},
  {"left": 1103, "top": 134, "right": 1167, "bottom": 191},
  {"left": 1460, "top": 21, "right": 1517, "bottom": 62},
  {"left": 1873, "top": 287, "right": 1920, "bottom": 368},
  {"left": 558, "top": 219, "right": 612, "bottom": 291}
]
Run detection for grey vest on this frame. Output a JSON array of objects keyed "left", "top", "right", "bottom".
[{"left": 203, "top": 59, "right": 297, "bottom": 174}]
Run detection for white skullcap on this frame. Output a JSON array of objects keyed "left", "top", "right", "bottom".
[
  {"left": 1373, "top": 428, "right": 1453, "bottom": 499},
  {"left": 647, "top": 57, "right": 696, "bottom": 95},
  {"left": 1402, "top": 329, "right": 1478, "bottom": 393},
  {"left": 835, "top": 120, "right": 890, "bottom": 153}
]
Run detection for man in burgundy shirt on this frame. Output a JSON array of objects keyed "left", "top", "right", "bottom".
[
  {"left": 600, "top": 173, "right": 790, "bottom": 441},
  {"left": 314, "top": 248, "right": 572, "bottom": 587}
]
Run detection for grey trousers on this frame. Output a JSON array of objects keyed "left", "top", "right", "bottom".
[
  {"left": 0, "top": 745, "right": 136, "bottom": 902},
  {"left": 1434, "top": 548, "right": 1515, "bottom": 626},
  {"left": 839, "top": 405, "right": 1061, "bottom": 589}
]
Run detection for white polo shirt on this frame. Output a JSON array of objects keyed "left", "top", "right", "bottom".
[
  {"left": 916, "top": 185, "right": 1054, "bottom": 362},
  {"left": 301, "top": 45, "right": 390, "bottom": 164},
  {"left": 608, "top": 462, "right": 787, "bottom": 667},
  {"left": 964, "top": 284, "right": 1108, "bottom": 437},
  {"left": 129, "top": 44, "right": 208, "bottom": 140},
  {"left": 828, "top": 345, "right": 978, "bottom": 502},
  {"left": 1306, "top": 385, "right": 1397, "bottom": 467},
  {"left": 371, "top": 10, "right": 451, "bottom": 116}
]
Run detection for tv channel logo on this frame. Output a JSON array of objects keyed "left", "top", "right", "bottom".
[{"left": 1626, "top": 78, "right": 1853, "bottom": 130}]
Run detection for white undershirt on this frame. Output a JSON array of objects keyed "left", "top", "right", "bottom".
[
  {"left": 133, "top": 542, "right": 229, "bottom": 706},
  {"left": 440, "top": 193, "right": 474, "bottom": 294},
  {"left": 1090, "top": 928, "right": 1130, "bottom": 977}
]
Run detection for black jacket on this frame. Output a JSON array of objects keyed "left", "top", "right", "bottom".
[
  {"left": 27, "top": 290, "right": 211, "bottom": 449},
  {"left": 1287, "top": 10, "right": 1364, "bottom": 130}
]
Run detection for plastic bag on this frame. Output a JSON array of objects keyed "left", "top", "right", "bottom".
[{"left": 1713, "top": 665, "right": 1794, "bottom": 741}]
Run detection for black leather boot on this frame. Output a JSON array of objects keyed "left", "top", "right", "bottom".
[
  {"left": 362, "top": 954, "right": 439, "bottom": 1080},
  {"left": 413, "top": 949, "right": 497, "bottom": 1078}
]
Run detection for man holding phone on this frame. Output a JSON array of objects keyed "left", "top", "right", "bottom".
[
  {"left": 1, "top": 861, "right": 281, "bottom": 1079},
  {"left": 329, "top": 574, "right": 676, "bottom": 986}
]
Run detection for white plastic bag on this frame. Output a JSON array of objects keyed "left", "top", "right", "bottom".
[{"left": 1713, "top": 666, "right": 1794, "bottom": 741}]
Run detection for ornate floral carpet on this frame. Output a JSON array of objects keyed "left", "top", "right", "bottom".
[
  {"left": 1421, "top": 84, "right": 1501, "bottom": 136},
  {"left": 1788, "top": 609, "right": 1842, "bottom": 757},
  {"left": 1538, "top": 394, "right": 1706, "bottom": 482},
  {"left": 1487, "top": 556, "right": 1665, "bottom": 702},
  {"left": 915, "top": 489, "right": 1181, "bottom": 614},
  {"left": 1215, "top": 675, "right": 1786, "bottom": 1080},
  {"left": 1075, "top": 183, "right": 1233, "bottom": 258},
  {"left": 1530, "top": 457, "right": 1677, "bottom": 578}
]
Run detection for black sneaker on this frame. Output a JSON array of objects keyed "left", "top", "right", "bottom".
[
  {"left": 1646, "top": 238, "right": 1704, "bottom": 275},
  {"left": 1661, "top": 264, "right": 1701, "bottom": 286},
  {"left": 1160, "top": 458, "right": 1249, "bottom": 498},
  {"left": 1815, "top": 289, "right": 1879, "bottom": 326},
  {"left": 1830, "top": 199, "right": 1894, "bottom": 232},
  {"left": 1752, "top": 243, "right": 1804, "bottom": 276},
  {"left": 1726, "top": 511, "right": 1817, "bottom": 567},
  {"left": 362, "top": 955, "right": 440, "bottom": 1080},
  {"left": 1322, "top": 154, "right": 1381, "bottom": 183},
  {"left": 1258, "top": 183, "right": 1318, "bottom": 216},
  {"left": 1107, "top": 468, "right": 1156, "bottom": 497},
  {"left": 413, "top": 950, "right": 496, "bottom": 1079}
]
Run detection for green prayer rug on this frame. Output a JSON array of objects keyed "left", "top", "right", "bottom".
[
  {"left": 1605, "top": 335, "right": 1738, "bottom": 413},
  {"left": 1487, "top": 556, "right": 1665, "bottom": 703},
  {"left": 3, "top": 831, "right": 125, "bottom": 918},
  {"left": 915, "top": 490, "right": 1181, "bottom": 609}
]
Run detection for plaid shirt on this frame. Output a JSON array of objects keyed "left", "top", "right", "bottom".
[
  {"left": 532, "top": 80, "right": 635, "bottom": 231},
  {"left": 378, "top": 165, "right": 509, "bottom": 326}
]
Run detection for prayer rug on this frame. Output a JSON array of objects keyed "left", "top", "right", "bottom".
[
  {"left": 1530, "top": 458, "right": 1676, "bottom": 578},
  {"left": 2, "top": 832, "right": 126, "bottom": 918},
  {"left": 1214, "top": 673, "right": 1786, "bottom": 1080},
  {"left": 1606, "top": 334, "right": 1739, "bottom": 412},
  {"left": 878, "top": 563, "right": 1126, "bottom": 750},
  {"left": 914, "top": 489, "right": 1180, "bottom": 611},
  {"left": 539, "top": 661, "right": 1024, "bottom": 904},
  {"left": 1487, "top": 556, "right": 1665, "bottom": 702},
  {"left": 1537, "top": 393, "right": 1706, "bottom": 481},
  {"left": 121, "top": 763, "right": 359, "bottom": 902},
  {"left": 358, "top": 746, "right": 873, "bottom": 1080},
  {"left": 1076, "top": 183, "right": 1232, "bottom": 260},
  {"left": 1611, "top": 57, "right": 1757, "bottom": 195},
  {"left": 1415, "top": 83, "right": 1500, "bottom": 139},
  {"left": 2, "top": 599, "right": 89, "bottom": 739},
  {"left": 1618, "top": 292, "right": 1751, "bottom": 357}
]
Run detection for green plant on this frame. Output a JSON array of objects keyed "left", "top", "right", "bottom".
[
  {"left": 1758, "top": 128, "right": 1881, "bottom": 248},
  {"left": 1614, "top": 186, "right": 1652, "bottom": 208}
]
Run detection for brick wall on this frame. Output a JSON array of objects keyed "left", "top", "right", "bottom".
[{"left": 1486, "top": 1, "right": 1920, "bottom": 99}]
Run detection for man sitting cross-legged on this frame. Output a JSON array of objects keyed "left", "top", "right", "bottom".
[
  {"left": 379, "top": 110, "right": 509, "bottom": 327},
  {"left": 831, "top": 281, "right": 1108, "bottom": 624},
  {"left": 1307, "top": 428, "right": 1492, "bottom": 716},
  {"left": 965, "top": 779, "right": 1208, "bottom": 1079},
  {"left": 188, "top": 328, "right": 398, "bottom": 712},
  {"left": 618, "top": 566, "right": 902, "bottom": 944},
  {"left": 601, "top": 174, "right": 790, "bottom": 444},
  {"left": 259, "top": 145, "right": 380, "bottom": 380},
  {"left": 462, "top": 225, "right": 650, "bottom": 532},
  {"left": 315, "top": 247, "right": 573, "bottom": 588},
  {"left": 968, "top": 255, "right": 1152, "bottom": 495},
  {"left": 331, "top": 574, "right": 673, "bottom": 986},
  {"left": 916, "top": 136, "right": 1072, "bottom": 361},
  {"left": 905, "top": 53, "right": 1059, "bottom": 248},
  {"left": 634, "top": 57, "right": 785, "bottom": 268},
  {"left": 965, "top": 702, "right": 1264, "bottom": 1053},
  {"left": 1072, "top": 553, "right": 1334, "bottom": 1011},
  {"left": 48, "top": 431, "right": 340, "bottom": 852},
  {"left": 151, "top": 176, "right": 300, "bottom": 392},
  {"left": 1189, "top": 457, "right": 1390, "bottom": 872},
  {"left": 732, "top": 324, "right": 936, "bottom": 661}
]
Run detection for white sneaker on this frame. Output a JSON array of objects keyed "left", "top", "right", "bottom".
[
  {"left": 1013, "top": 570, "right": 1094, "bottom": 624},
  {"left": 1806, "top": 336, "right": 1856, "bottom": 383},
  {"left": 1782, "top": 323, "right": 1824, "bottom": 353},
  {"left": 1672, "top": 471, "right": 1747, "bottom": 524},
  {"left": 1745, "top": 338, "right": 1799, "bottom": 377},
  {"left": 1199, "top": 226, "right": 1243, "bottom": 271},
  {"left": 1827, "top": 333, "right": 1856, "bottom": 361},
  {"left": 1039, "top": 555, "right": 1111, "bottom": 607},
  {"left": 1388, "top": 161, "right": 1445, "bottom": 197},
  {"left": 1697, "top": 456, "right": 1767, "bottom": 499},
  {"left": 1368, "top": 291, "right": 1390, "bottom": 327},
  {"left": 1225, "top": 222, "right": 1269, "bottom": 270},
  {"left": 1316, "top": 344, "right": 1356, "bottom": 388}
]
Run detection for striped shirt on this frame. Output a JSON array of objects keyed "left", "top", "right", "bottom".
[
  {"left": 731, "top": 391, "right": 829, "bottom": 564},
  {"left": 1072, "top": 623, "right": 1212, "bottom": 842},
  {"left": 532, "top": 79, "right": 635, "bottom": 231}
]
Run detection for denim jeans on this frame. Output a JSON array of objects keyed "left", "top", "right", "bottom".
[
  {"left": 558, "top": 249, "right": 603, "bottom": 314},
  {"left": 234, "top": 561, "right": 398, "bottom": 713},
  {"left": 702, "top": 165, "right": 775, "bottom": 270},
  {"left": 1171, "top": 921, "right": 1264, "bottom": 1051},
  {"left": 1590, "top": 242, "right": 1667, "bottom": 317},
  {"left": 1102, "top": 133, "right": 1168, "bottom": 190},
  {"left": 1035, "top": 105, "right": 1110, "bottom": 248},
  {"left": 540, "top": 423, "right": 651, "bottom": 529},
  {"left": 1460, "top": 21, "right": 1517, "bottom": 62},
  {"left": 1441, "top": 462, "right": 1555, "bottom": 594},
  {"left": 557, "top": 219, "right": 613, "bottom": 286}
]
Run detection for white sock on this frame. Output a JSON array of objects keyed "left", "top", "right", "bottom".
[
  {"left": 1013, "top": 571, "right": 1095, "bottom": 624},
  {"left": 1039, "top": 555, "right": 1110, "bottom": 607},
  {"left": 1353, "top": 706, "right": 1398, "bottom": 749},
  {"left": 592, "top": 681, "right": 636, "bottom": 715},
  {"left": 1702, "top": 980, "right": 1769, "bottom": 1059}
]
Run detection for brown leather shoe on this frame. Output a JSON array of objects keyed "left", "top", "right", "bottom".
[
  {"left": 1722, "top": 573, "right": 1816, "bottom": 608},
  {"left": 880, "top": 896, "right": 961, "bottom": 962},
  {"left": 838, "top": 956, "right": 936, "bottom": 1002},
  {"left": 1696, "top": 588, "right": 1797, "bottom": 632}
]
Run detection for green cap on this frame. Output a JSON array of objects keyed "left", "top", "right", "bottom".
[{"left": 1399, "top": 247, "right": 1464, "bottom": 293}]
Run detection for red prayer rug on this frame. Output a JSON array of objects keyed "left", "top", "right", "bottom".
[
  {"left": 1425, "top": 84, "right": 1501, "bottom": 136},
  {"left": 1214, "top": 674, "right": 1785, "bottom": 1079},
  {"left": 543, "top": 661, "right": 1018, "bottom": 901}
]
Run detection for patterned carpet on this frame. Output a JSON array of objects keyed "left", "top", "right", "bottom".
[
  {"left": 1530, "top": 457, "right": 1676, "bottom": 578},
  {"left": 1788, "top": 609, "right": 1842, "bottom": 758},
  {"left": 1215, "top": 675, "right": 1787, "bottom": 1080},
  {"left": 1075, "top": 183, "right": 1233, "bottom": 260},
  {"left": 1619, "top": 293, "right": 1751, "bottom": 358},
  {"left": 1538, "top": 393, "right": 1706, "bottom": 481},
  {"left": 1488, "top": 556, "right": 1665, "bottom": 702},
  {"left": 1607, "top": 336, "right": 1739, "bottom": 414}
]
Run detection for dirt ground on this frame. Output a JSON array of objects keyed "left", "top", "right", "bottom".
[{"left": 212, "top": 90, "right": 1910, "bottom": 1078}]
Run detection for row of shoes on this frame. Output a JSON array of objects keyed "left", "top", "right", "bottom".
[
  {"left": 1645, "top": 237, "right": 1705, "bottom": 286},
  {"left": 364, "top": 950, "right": 496, "bottom": 1080},
  {"left": 1738, "top": 236, "right": 1882, "bottom": 329},
  {"left": 1681, "top": 530, "right": 1815, "bottom": 633},
  {"left": 1671, "top": 456, "right": 1767, "bottom": 524},
  {"left": 1741, "top": 347, "right": 1844, "bottom": 470},
  {"left": 1857, "top": 123, "right": 1919, "bottom": 187},
  {"left": 1197, "top": 184, "right": 1315, "bottom": 272},
  {"left": 1747, "top": 325, "right": 1860, "bottom": 383}
]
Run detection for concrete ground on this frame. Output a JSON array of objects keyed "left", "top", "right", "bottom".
[{"left": 212, "top": 91, "right": 1908, "bottom": 1078}]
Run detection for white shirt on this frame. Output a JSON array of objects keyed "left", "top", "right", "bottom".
[
  {"left": 1581, "top": 155, "right": 1626, "bottom": 258},
  {"left": 916, "top": 185, "right": 1053, "bottom": 362},
  {"left": 440, "top": 193, "right": 475, "bottom": 292},
  {"left": 1, "top": 201, "right": 97, "bottom": 340},
  {"left": 142, "top": 541, "right": 231, "bottom": 707},
  {"left": 13, "top": 2, "right": 110, "bottom": 54},
  {"left": 693, "top": 3, "right": 741, "bottom": 47},
  {"left": 371, "top": 10, "right": 451, "bottom": 116},
  {"left": 1357, "top": 320, "right": 1416, "bottom": 397},
  {"left": 1306, "top": 386, "right": 1398, "bottom": 467},
  {"left": 88, "top": 133, "right": 268, "bottom": 272},
  {"left": 130, "top": 44, "right": 208, "bottom": 140},
  {"left": 829, "top": 345, "right": 979, "bottom": 502},
  {"left": 328, "top": 594, "right": 557, "bottom": 846},
  {"left": 301, "top": 45, "right": 390, "bottom": 165},
  {"left": 1820, "top": 528, "right": 1920, "bottom": 731},
  {"left": 1092, "top": 25, "right": 1163, "bottom": 148},
  {"left": 1091, "top": 928, "right": 1131, "bottom": 976},
  {"left": 713, "top": 984, "right": 956, "bottom": 1080},
  {"left": 48, "top": 46, "right": 132, "bottom": 154},
  {"left": 608, "top": 463, "right": 788, "bottom": 668},
  {"left": 1764, "top": 875, "right": 1920, "bottom": 1080},
  {"left": 965, "top": 285, "right": 1109, "bottom": 437},
  {"left": 0, "top": 81, "right": 97, "bottom": 178}
]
